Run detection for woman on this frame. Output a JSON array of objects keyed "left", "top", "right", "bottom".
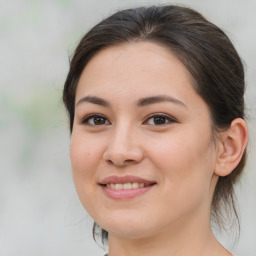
[{"left": 63, "top": 5, "right": 248, "bottom": 256}]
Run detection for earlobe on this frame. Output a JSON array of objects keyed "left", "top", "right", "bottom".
[{"left": 214, "top": 118, "right": 248, "bottom": 177}]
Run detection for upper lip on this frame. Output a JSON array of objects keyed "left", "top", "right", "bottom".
[{"left": 99, "top": 175, "right": 156, "bottom": 186}]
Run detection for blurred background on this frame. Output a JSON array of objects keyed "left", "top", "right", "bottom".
[{"left": 0, "top": 0, "right": 255, "bottom": 255}]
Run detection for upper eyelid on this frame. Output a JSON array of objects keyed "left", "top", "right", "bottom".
[
  {"left": 80, "top": 113, "right": 110, "bottom": 124},
  {"left": 144, "top": 113, "right": 177, "bottom": 121}
]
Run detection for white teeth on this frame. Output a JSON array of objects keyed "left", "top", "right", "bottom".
[
  {"left": 123, "top": 183, "right": 132, "bottom": 189},
  {"left": 115, "top": 184, "right": 123, "bottom": 190},
  {"left": 139, "top": 183, "right": 144, "bottom": 188},
  {"left": 106, "top": 182, "right": 145, "bottom": 190},
  {"left": 132, "top": 183, "right": 139, "bottom": 189}
]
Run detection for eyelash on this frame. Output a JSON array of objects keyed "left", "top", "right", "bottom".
[
  {"left": 81, "top": 114, "right": 110, "bottom": 126},
  {"left": 143, "top": 113, "right": 177, "bottom": 126},
  {"left": 80, "top": 113, "right": 176, "bottom": 126}
]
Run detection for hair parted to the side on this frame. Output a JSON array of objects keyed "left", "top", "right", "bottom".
[{"left": 63, "top": 5, "right": 246, "bottom": 244}]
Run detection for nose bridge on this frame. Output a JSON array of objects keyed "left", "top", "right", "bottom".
[{"left": 103, "top": 119, "right": 143, "bottom": 166}]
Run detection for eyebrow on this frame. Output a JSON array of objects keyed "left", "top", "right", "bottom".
[
  {"left": 76, "top": 96, "right": 110, "bottom": 107},
  {"left": 137, "top": 95, "right": 187, "bottom": 108},
  {"left": 76, "top": 95, "right": 187, "bottom": 108}
]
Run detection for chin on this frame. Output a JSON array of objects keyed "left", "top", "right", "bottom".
[
  {"left": 99, "top": 216, "right": 163, "bottom": 239},
  {"left": 97, "top": 215, "right": 153, "bottom": 239},
  {"left": 107, "top": 226, "right": 152, "bottom": 240}
]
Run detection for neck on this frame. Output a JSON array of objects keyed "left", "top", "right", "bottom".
[{"left": 107, "top": 215, "right": 231, "bottom": 256}]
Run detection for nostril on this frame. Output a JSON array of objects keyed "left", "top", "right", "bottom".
[
  {"left": 106, "top": 159, "right": 114, "bottom": 165},
  {"left": 105, "top": 158, "right": 135, "bottom": 167},
  {"left": 124, "top": 159, "right": 135, "bottom": 163},
  {"left": 103, "top": 147, "right": 144, "bottom": 166}
]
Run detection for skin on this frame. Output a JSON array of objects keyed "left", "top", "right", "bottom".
[{"left": 70, "top": 42, "right": 247, "bottom": 256}]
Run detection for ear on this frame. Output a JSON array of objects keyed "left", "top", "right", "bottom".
[{"left": 214, "top": 118, "right": 248, "bottom": 177}]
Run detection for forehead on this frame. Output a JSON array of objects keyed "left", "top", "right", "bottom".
[{"left": 76, "top": 42, "right": 196, "bottom": 100}]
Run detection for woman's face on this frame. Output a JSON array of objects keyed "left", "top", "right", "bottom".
[{"left": 70, "top": 42, "right": 219, "bottom": 239}]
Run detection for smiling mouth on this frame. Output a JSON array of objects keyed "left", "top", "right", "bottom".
[
  {"left": 99, "top": 175, "right": 157, "bottom": 199},
  {"left": 104, "top": 182, "right": 153, "bottom": 190},
  {"left": 100, "top": 182, "right": 156, "bottom": 200}
]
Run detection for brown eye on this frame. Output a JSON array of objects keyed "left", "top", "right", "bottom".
[
  {"left": 144, "top": 114, "right": 176, "bottom": 125},
  {"left": 153, "top": 116, "right": 167, "bottom": 125},
  {"left": 93, "top": 116, "right": 107, "bottom": 125},
  {"left": 81, "top": 114, "right": 110, "bottom": 126}
]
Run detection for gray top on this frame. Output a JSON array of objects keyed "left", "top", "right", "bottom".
[{"left": 104, "top": 253, "right": 236, "bottom": 255}]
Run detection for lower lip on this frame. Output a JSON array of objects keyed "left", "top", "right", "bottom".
[{"left": 101, "top": 185, "right": 155, "bottom": 200}]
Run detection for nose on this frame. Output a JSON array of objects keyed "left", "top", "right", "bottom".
[{"left": 103, "top": 124, "right": 144, "bottom": 167}]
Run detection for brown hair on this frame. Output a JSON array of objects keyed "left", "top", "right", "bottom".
[{"left": 63, "top": 5, "right": 246, "bottom": 243}]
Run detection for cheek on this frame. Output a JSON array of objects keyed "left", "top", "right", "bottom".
[
  {"left": 147, "top": 127, "right": 216, "bottom": 192},
  {"left": 148, "top": 135, "right": 215, "bottom": 222},
  {"left": 70, "top": 131, "right": 101, "bottom": 174},
  {"left": 70, "top": 132, "right": 101, "bottom": 195},
  {"left": 70, "top": 133, "right": 100, "bottom": 213}
]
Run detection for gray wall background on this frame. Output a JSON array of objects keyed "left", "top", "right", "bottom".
[{"left": 0, "top": 0, "right": 255, "bottom": 255}]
